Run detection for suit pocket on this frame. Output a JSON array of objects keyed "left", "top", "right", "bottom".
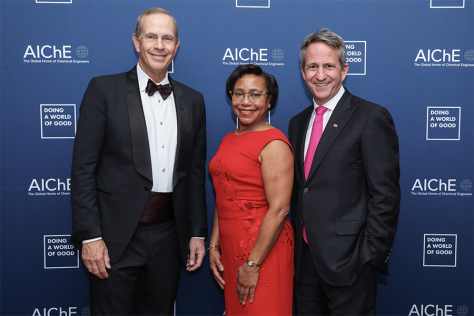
[
  {"left": 335, "top": 220, "right": 366, "bottom": 235},
  {"left": 97, "top": 188, "right": 114, "bottom": 197}
]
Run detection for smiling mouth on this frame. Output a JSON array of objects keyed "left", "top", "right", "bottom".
[
  {"left": 315, "top": 83, "right": 329, "bottom": 87},
  {"left": 239, "top": 109, "right": 256, "bottom": 115},
  {"left": 151, "top": 53, "right": 167, "bottom": 59}
]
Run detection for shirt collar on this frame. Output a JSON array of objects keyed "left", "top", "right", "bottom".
[
  {"left": 137, "top": 63, "right": 170, "bottom": 93},
  {"left": 313, "top": 86, "right": 345, "bottom": 111}
]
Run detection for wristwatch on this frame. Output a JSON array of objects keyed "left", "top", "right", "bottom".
[{"left": 246, "top": 259, "right": 261, "bottom": 267}]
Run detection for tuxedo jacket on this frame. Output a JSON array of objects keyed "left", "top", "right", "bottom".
[
  {"left": 288, "top": 89, "right": 400, "bottom": 287},
  {"left": 70, "top": 66, "right": 207, "bottom": 265}
]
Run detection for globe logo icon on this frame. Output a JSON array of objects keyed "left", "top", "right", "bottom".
[
  {"left": 76, "top": 46, "right": 89, "bottom": 59},
  {"left": 464, "top": 50, "right": 474, "bottom": 62},
  {"left": 81, "top": 306, "right": 90, "bottom": 315},
  {"left": 459, "top": 179, "right": 472, "bottom": 191},
  {"left": 272, "top": 49, "right": 284, "bottom": 61},
  {"left": 456, "top": 305, "right": 469, "bottom": 316}
]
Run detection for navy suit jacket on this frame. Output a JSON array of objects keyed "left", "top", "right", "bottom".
[
  {"left": 70, "top": 66, "right": 207, "bottom": 265},
  {"left": 288, "top": 89, "right": 400, "bottom": 286}
]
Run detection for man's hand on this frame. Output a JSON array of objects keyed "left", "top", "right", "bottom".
[
  {"left": 82, "top": 239, "right": 111, "bottom": 279},
  {"left": 186, "top": 238, "right": 205, "bottom": 271}
]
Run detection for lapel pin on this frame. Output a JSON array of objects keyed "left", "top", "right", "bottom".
[{"left": 333, "top": 124, "right": 338, "bottom": 128}]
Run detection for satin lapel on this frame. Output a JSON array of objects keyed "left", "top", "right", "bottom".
[
  {"left": 295, "top": 105, "right": 314, "bottom": 188},
  {"left": 126, "top": 66, "right": 153, "bottom": 182},
  {"left": 306, "top": 90, "right": 355, "bottom": 182},
  {"left": 169, "top": 76, "right": 191, "bottom": 187}
]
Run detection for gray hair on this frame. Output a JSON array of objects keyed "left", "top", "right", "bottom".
[
  {"left": 300, "top": 29, "right": 347, "bottom": 70},
  {"left": 135, "top": 8, "right": 179, "bottom": 43}
]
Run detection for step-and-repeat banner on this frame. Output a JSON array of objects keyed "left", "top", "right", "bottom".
[{"left": 1, "top": 0, "right": 472, "bottom": 315}]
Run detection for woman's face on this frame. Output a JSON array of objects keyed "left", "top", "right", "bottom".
[{"left": 231, "top": 74, "right": 271, "bottom": 131}]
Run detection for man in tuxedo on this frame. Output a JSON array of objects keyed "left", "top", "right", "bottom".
[
  {"left": 288, "top": 29, "right": 400, "bottom": 315},
  {"left": 69, "top": 8, "right": 207, "bottom": 315}
]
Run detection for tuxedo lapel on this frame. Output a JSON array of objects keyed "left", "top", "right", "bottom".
[
  {"left": 169, "top": 76, "right": 191, "bottom": 187},
  {"left": 306, "top": 90, "right": 355, "bottom": 182},
  {"left": 126, "top": 66, "right": 153, "bottom": 182}
]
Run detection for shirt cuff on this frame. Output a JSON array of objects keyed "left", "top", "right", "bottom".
[{"left": 82, "top": 237, "right": 102, "bottom": 244}]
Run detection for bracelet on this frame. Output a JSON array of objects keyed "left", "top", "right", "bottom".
[{"left": 207, "top": 245, "right": 220, "bottom": 252}]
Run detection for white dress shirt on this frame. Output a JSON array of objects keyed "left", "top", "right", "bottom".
[
  {"left": 137, "top": 65, "right": 203, "bottom": 240},
  {"left": 136, "top": 64, "right": 177, "bottom": 193},
  {"left": 303, "top": 86, "right": 345, "bottom": 159}
]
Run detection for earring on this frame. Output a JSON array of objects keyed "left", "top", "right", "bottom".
[
  {"left": 268, "top": 108, "right": 271, "bottom": 125},
  {"left": 236, "top": 116, "right": 239, "bottom": 130}
]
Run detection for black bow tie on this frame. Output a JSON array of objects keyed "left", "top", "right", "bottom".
[{"left": 145, "top": 79, "right": 173, "bottom": 100}]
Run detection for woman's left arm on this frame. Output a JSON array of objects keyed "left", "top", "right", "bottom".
[{"left": 237, "top": 138, "right": 294, "bottom": 305}]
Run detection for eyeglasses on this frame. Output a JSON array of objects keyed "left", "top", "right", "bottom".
[
  {"left": 229, "top": 90, "right": 269, "bottom": 102},
  {"left": 140, "top": 34, "right": 175, "bottom": 44}
]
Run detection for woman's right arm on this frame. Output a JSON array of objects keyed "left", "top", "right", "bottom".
[{"left": 209, "top": 206, "right": 225, "bottom": 289}]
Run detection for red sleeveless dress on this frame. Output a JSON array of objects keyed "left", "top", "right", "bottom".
[{"left": 209, "top": 128, "right": 294, "bottom": 316}]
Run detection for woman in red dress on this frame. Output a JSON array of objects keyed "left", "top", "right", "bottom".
[{"left": 208, "top": 64, "right": 294, "bottom": 315}]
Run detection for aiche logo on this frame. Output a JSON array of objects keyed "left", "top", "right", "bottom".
[
  {"left": 411, "top": 179, "right": 472, "bottom": 197},
  {"left": 409, "top": 304, "right": 454, "bottom": 316},
  {"left": 409, "top": 304, "right": 469, "bottom": 316},
  {"left": 28, "top": 178, "right": 71, "bottom": 196},
  {"left": 32, "top": 307, "right": 78, "bottom": 316},
  {"left": 23, "top": 45, "right": 90, "bottom": 64},
  {"left": 456, "top": 306, "right": 469, "bottom": 316},
  {"left": 414, "top": 48, "right": 474, "bottom": 68},
  {"left": 75, "top": 45, "right": 88, "bottom": 58},
  {"left": 222, "top": 48, "right": 285, "bottom": 67}
]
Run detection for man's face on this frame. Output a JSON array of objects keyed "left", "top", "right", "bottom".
[
  {"left": 133, "top": 13, "right": 179, "bottom": 83},
  {"left": 301, "top": 42, "right": 348, "bottom": 106}
]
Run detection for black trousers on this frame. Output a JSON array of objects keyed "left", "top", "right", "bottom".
[
  {"left": 90, "top": 220, "right": 181, "bottom": 316},
  {"left": 295, "top": 242, "right": 377, "bottom": 316}
]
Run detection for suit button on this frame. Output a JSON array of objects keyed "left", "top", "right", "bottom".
[
  {"left": 303, "top": 188, "right": 309, "bottom": 193},
  {"left": 144, "top": 186, "right": 149, "bottom": 191}
]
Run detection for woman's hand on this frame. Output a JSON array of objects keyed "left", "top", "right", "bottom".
[
  {"left": 209, "top": 248, "right": 225, "bottom": 289},
  {"left": 237, "top": 263, "right": 259, "bottom": 305}
]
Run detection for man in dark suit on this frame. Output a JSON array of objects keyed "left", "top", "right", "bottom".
[
  {"left": 69, "top": 8, "right": 207, "bottom": 315},
  {"left": 288, "top": 29, "right": 400, "bottom": 315}
]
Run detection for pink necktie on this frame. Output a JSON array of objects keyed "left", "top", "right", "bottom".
[{"left": 302, "top": 106, "right": 327, "bottom": 243}]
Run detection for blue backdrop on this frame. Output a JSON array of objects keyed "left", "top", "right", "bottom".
[{"left": 1, "top": 0, "right": 472, "bottom": 315}]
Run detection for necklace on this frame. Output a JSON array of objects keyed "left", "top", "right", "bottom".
[{"left": 234, "top": 122, "right": 269, "bottom": 136}]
